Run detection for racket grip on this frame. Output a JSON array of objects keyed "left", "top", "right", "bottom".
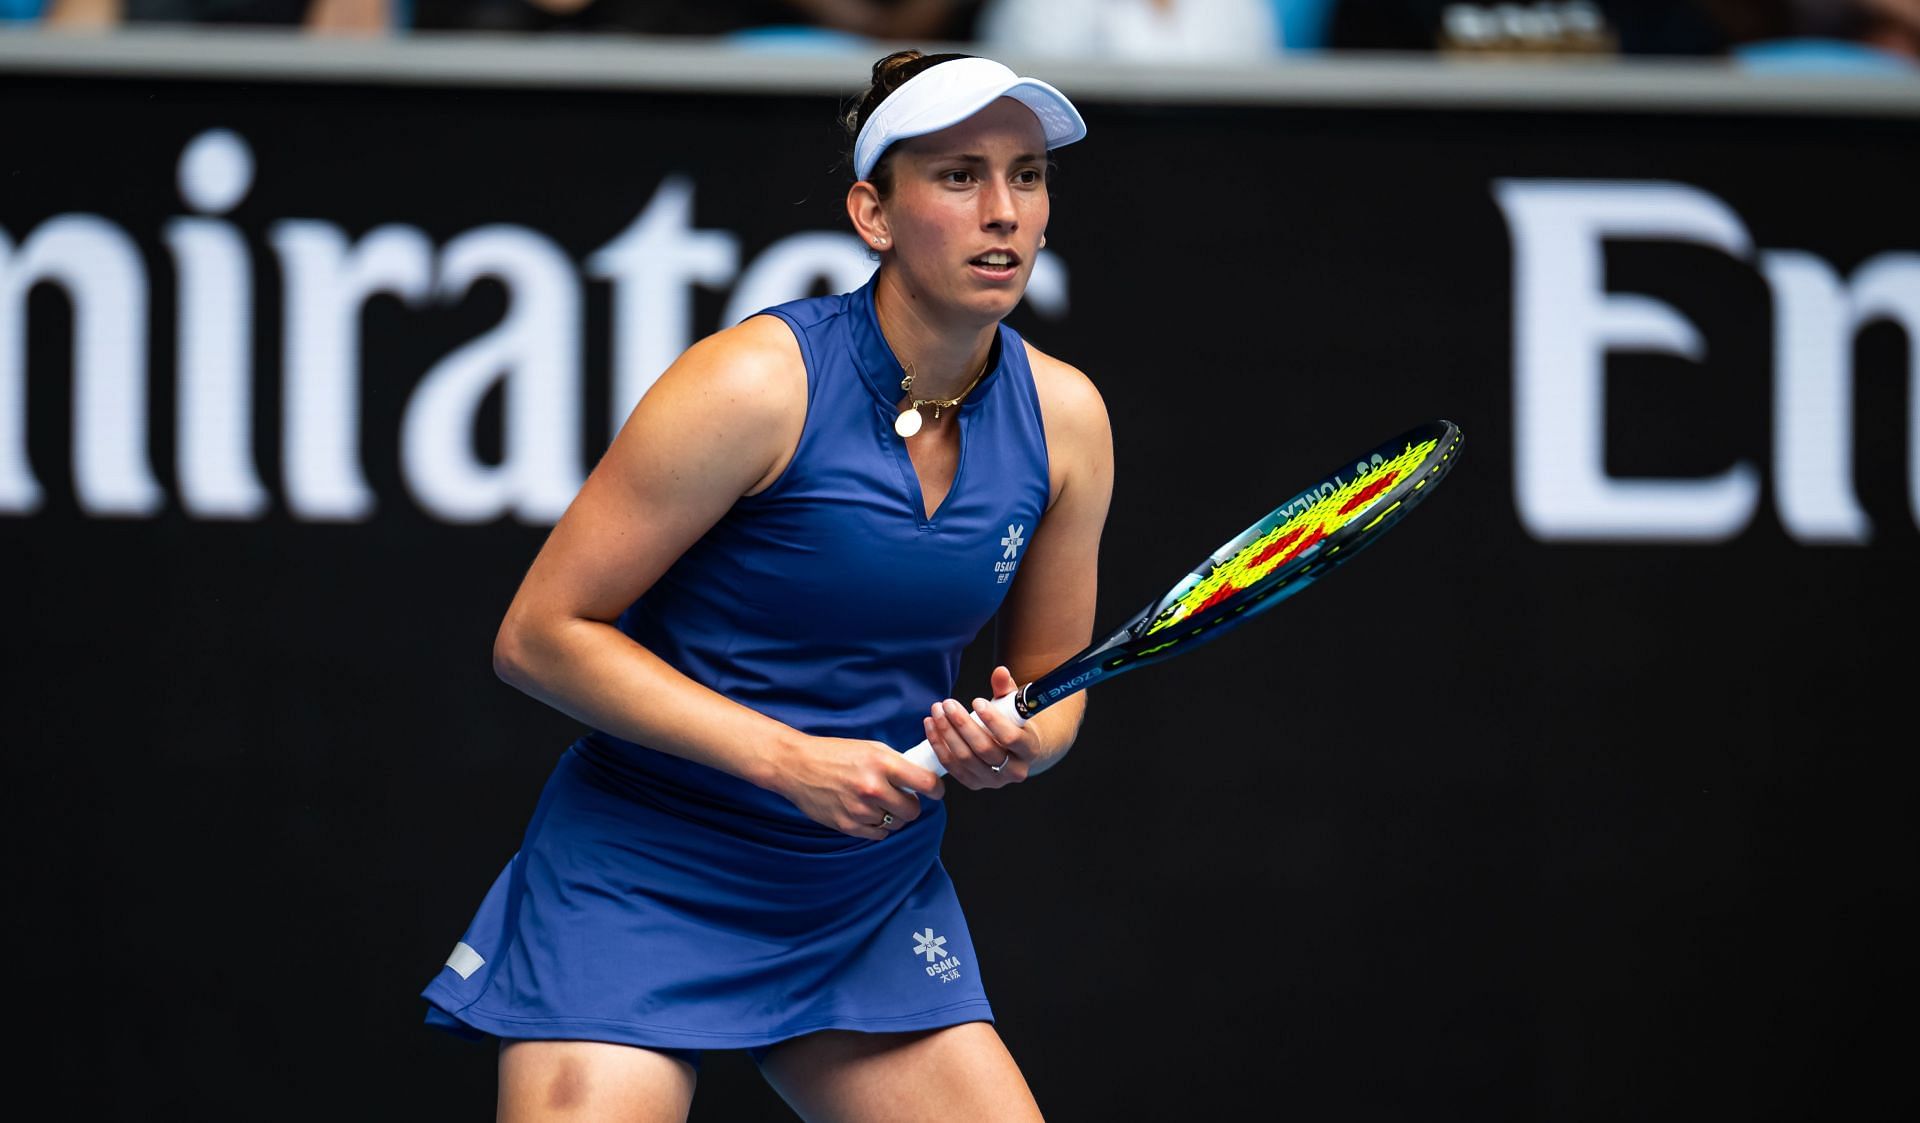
[{"left": 899, "top": 691, "right": 1027, "bottom": 781}]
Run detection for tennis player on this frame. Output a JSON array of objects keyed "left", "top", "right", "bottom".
[{"left": 422, "top": 50, "right": 1113, "bottom": 1121}]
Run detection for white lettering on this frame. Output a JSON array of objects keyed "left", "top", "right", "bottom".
[
  {"left": 723, "top": 231, "right": 874, "bottom": 330},
  {"left": 402, "top": 226, "right": 583, "bottom": 524},
  {"left": 168, "top": 129, "right": 268, "bottom": 518},
  {"left": 0, "top": 216, "right": 160, "bottom": 516},
  {"left": 588, "top": 176, "right": 738, "bottom": 428},
  {"left": 1024, "top": 250, "right": 1069, "bottom": 318},
  {"left": 271, "top": 220, "right": 434, "bottom": 521},
  {"left": 1763, "top": 250, "right": 1920, "bottom": 544},
  {"left": 1495, "top": 179, "right": 1760, "bottom": 542},
  {"left": 0, "top": 134, "right": 1076, "bottom": 526},
  {"left": 177, "top": 128, "right": 253, "bottom": 215}
]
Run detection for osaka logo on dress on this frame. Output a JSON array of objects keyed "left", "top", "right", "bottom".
[
  {"left": 995, "top": 523, "right": 1026, "bottom": 583},
  {"left": 913, "top": 926, "right": 963, "bottom": 983}
]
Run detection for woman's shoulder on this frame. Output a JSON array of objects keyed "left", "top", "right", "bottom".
[
  {"left": 645, "top": 314, "right": 808, "bottom": 418},
  {"left": 691, "top": 313, "right": 807, "bottom": 384},
  {"left": 611, "top": 315, "right": 809, "bottom": 496},
  {"left": 1018, "top": 339, "right": 1112, "bottom": 510},
  {"left": 1019, "top": 338, "right": 1109, "bottom": 437}
]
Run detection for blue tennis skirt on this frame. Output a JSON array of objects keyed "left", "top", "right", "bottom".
[{"left": 421, "top": 739, "right": 993, "bottom": 1053}]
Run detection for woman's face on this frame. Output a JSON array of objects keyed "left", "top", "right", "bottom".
[{"left": 879, "top": 97, "right": 1051, "bottom": 326}]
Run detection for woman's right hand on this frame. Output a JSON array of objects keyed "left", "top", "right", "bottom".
[{"left": 766, "top": 734, "right": 944, "bottom": 841}]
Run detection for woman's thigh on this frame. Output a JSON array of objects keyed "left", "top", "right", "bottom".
[
  {"left": 497, "top": 1039, "right": 698, "bottom": 1123},
  {"left": 757, "top": 1021, "right": 1043, "bottom": 1123}
]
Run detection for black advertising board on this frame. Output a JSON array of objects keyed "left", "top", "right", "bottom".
[{"left": 2, "top": 42, "right": 1915, "bottom": 1120}]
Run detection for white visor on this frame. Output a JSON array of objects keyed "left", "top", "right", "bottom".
[{"left": 853, "top": 56, "right": 1087, "bottom": 182}]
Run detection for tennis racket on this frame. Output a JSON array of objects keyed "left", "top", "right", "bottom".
[{"left": 900, "top": 419, "right": 1464, "bottom": 776}]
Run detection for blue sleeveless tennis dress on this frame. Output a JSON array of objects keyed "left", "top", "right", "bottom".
[{"left": 421, "top": 274, "right": 1052, "bottom": 1056}]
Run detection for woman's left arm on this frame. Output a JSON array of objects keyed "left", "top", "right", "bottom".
[{"left": 924, "top": 344, "right": 1114, "bottom": 788}]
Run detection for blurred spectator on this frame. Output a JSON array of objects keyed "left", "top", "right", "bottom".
[
  {"left": 408, "top": 0, "right": 978, "bottom": 40},
  {"left": 1324, "top": 0, "right": 1740, "bottom": 56},
  {"left": 1275, "top": 0, "right": 1339, "bottom": 49},
  {"left": 975, "top": 0, "right": 1283, "bottom": 61},
  {"left": 43, "top": 0, "right": 395, "bottom": 32},
  {"left": 1728, "top": 0, "right": 1920, "bottom": 73}
]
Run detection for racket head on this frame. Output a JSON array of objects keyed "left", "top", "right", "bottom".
[{"left": 1019, "top": 419, "right": 1463, "bottom": 715}]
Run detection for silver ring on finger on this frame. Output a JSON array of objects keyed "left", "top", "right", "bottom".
[
  {"left": 880, "top": 812, "right": 895, "bottom": 828},
  {"left": 990, "top": 754, "right": 1010, "bottom": 773}
]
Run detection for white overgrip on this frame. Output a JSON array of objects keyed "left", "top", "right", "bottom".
[{"left": 899, "top": 691, "right": 1027, "bottom": 779}]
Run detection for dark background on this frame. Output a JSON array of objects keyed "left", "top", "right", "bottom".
[{"left": 2, "top": 67, "right": 1915, "bottom": 1120}]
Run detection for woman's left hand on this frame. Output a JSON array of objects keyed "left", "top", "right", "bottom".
[{"left": 923, "top": 665, "right": 1042, "bottom": 790}]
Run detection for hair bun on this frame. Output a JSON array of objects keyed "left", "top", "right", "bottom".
[{"left": 872, "top": 49, "right": 925, "bottom": 85}]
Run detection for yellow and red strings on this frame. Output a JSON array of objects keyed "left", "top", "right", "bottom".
[{"left": 1146, "top": 437, "right": 1440, "bottom": 635}]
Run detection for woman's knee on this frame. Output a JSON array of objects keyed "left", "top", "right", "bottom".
[
  {"left": 497, "top": 1039, "right": 698, "bottom": 1123},
  {"left": 758, "top": 1023, "right": 1041, "bottom": 1122}
]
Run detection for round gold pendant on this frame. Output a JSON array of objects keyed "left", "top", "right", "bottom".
[{"left": 893, "top": 407, "right": 923, "bottom": 438}]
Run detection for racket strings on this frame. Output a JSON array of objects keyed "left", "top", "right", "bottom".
[{"left": 1146, "top": 437, "right": 1442, "bottom": 635}]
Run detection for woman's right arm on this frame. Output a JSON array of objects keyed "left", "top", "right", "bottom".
[{"left": 490, "top": 315, "right": 941, "bottom": 839}]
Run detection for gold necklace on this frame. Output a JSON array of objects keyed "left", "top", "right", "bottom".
[{"left": 894, "top": 354, "right": 991, "bottom": 439}]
